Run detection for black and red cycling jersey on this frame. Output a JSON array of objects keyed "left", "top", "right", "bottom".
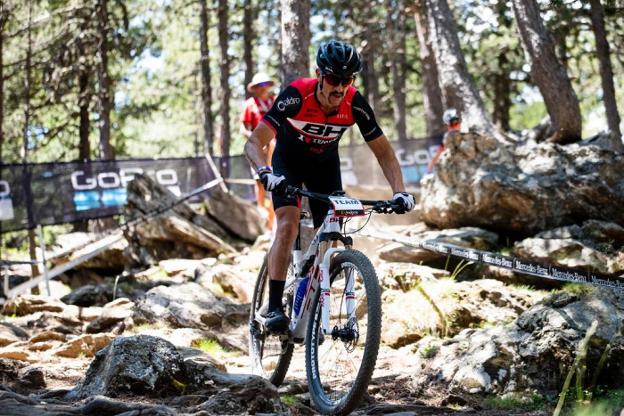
[{"left": 261, "top": 78, "right": 383, "bottom": 161}]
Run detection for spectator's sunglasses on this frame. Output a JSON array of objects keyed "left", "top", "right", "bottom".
[
  {"left": 322, "top": 73, "right": 356, "bottom": 87},
  {"left": 254, "top": 81, "right": 272, "bottom": 88}
]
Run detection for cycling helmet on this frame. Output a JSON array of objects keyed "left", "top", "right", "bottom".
[{"left": 316, "top": 40, "right": 363, "bottom": 77}]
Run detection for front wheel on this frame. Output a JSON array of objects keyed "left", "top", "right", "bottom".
[
  {"left": 305, "top": 250, "right": 382, "bottom": 415},
  {"left": 249, "top": 255, "right": 294, "bottom": 386}
]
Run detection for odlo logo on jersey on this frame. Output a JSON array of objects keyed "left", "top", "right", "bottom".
[
  {"left": 287, "top": 119, "right": 348, "bottom": 142},
  {"left": 277, "top": 97, "right": 301, "bottom": 111}
]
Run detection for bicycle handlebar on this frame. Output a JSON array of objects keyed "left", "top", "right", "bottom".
[{"left": 284, "top": 185, "right": 404, "bottom": 214}]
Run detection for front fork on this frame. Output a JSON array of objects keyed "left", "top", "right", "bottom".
[{"left": 319, "top": 243, "right": 353, "bottom": 335}]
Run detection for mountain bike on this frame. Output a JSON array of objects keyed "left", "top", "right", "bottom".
[{"left": 249, "top": 186, "right": 402, "bottom": 415}]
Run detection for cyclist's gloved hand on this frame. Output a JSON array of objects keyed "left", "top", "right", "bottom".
[
  {"left": 392, "top": 192, "right": 415, "bottom": 214},
  {"left": 258, "top": 166, "right": 287, "bottom": 195}
]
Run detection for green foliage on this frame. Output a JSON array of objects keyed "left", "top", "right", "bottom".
[
  {"left": 281, "top": 394, "right": 299, "bottom": 407},
  {"left": 560, "top": 283, "right": 597, "bottom": 296},
  {"left": 192, "top": 338, "right": 240, "bottom": 358},
  {"left": 419, "top": 342, "right": 439, "bottom": 359},
  {"left": 483, "top": 392, "right": 546, "bottom": 411},
  {"left": 565, "top": 389, "right": 624, "bottom": 416}
]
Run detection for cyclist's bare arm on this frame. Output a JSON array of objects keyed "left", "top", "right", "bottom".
[
  {"left": 366, "top": 134, "right": 407, "bottom": 193},
  {"left": 245, "top": 121, "right": 276, "bottom": 170}
]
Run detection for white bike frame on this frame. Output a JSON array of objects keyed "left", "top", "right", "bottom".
[{"left": 286, "top": 207, "right": 357, "bottom": 343}]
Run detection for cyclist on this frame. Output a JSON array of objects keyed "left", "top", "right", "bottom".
[{"left": 245, "top": 40, "right": 415, "bottom": 332}]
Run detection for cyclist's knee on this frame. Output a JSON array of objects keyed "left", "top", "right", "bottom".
[{"left": 275, "top": 207, "right": 299, "bottom": 240}]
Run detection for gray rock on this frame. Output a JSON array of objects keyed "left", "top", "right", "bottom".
[
  {"left": 85, "top": 298, "right": 135, "bottom": 334},
  {"left": 203, "top": 187, "right": 265, "bottom": 243},
  {"left": 133, "top": 282, "right": 247, "bottom": 330},
  {"left": 61, "top": 284, "right": 117, "bottom": 307},
  {"left": 407, "top": 288, "right": 624, "bottom": 395},
  {"left": 381, "top": 279, "right": 542, "bottom": 348},
  {"left": 2, "top": 296, "right": 66, "bottom": 316},
  {"left": 18, "top": 366, "right": 46, "bottom": 389},
  {"left": 196, "top": 264, "right": 255, "bottom": 304},
  {"left": 0, "top": 322, "right": 29, "bottom": 346},
  {"left": 512, "top": 220, "right": 624, "bottom": 275},
  {"left": 420, "top": 133, "right": 624, "bottom": 234},
  {"left": 68, "top": 335, "right": 186, "bottom": 399}
]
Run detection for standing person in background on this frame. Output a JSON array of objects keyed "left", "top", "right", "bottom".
[
  {"left": 427, "top": 108, "right": 461, "bottom": 173},
  {"left": 242, "top": 73, "right": 277, "bottom": 230}
]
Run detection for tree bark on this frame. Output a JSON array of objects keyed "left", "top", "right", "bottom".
[
  {"left": 217, "top": 0, "right": 231, "bottom": 176},
  {"left": 589, "top": 0, "right": 622, "bottom": 151},
  {"left": 243, "top": 0, "right": 255, "bottom": 99},
  {"left": 22, "top": 0, "right": 39, "bottom": 292},
  {"left": 78, "top": 69, "right": 91, "bottom": 161},
  {"left": 199, "top": 0, "right": 214, "bottom": 156},
  {"left": 280, "top": 0, "right": 310, "bottom": 85},
  {"left": 492, "top": 52, "right": 511, "bottom": 131},
  {"left": 77, "top": 17, "right": 91, "bottom": 162},
  {"left": 414, "top": 0, "right": 444, "bottom": 137},
  {"left": 386, "top": 0, "right": 408, "bottom": 143},
  {"left": 511, "top": 0, "right": 582, "bottom": 143},
  {"left": 0, "top": 10, "right": 4, "bottom": 164},
  {"left": 96, "top": 0, "right": 114, "bottom": 159},
  {"left": 362, "top": 13, "right": 381, "bottom": 114},
  {"left": 424, "top": 0, "right": 498, "bottom": 136}
]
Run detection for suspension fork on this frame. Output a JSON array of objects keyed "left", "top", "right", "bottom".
[{"left": 319, "top": 241, "right": 345, "bottom": 335}]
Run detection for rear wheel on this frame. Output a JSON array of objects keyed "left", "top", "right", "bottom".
[
  {"left": 249, "top": 255, "right": 294, "bottom": 386},
  {"left": 305, "top": 249, "right": 382, "bottom": 415}
]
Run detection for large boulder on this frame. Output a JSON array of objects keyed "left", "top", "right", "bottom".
[
  {"left": 513, "top": 220, "right": 624, "bottom": 275},
  {"left": 407, "top": 288, "right": 624, "bottom": 396},
  {"left": 67, "top": 334, "right": 282, "bottom": 413},
  {"left": 420, "top": 132, "right": 624, "bottom": 235},
  {"left": 124, "top": 174, "right": 236, "bottom": 264},
  {"left": 381, "top": 279, "right": 542, "bottom": 348},
  {"left": 196, "top": 264, "right": 255, "bottom": 303},
  {"left": 68, "top": 335, "right": 186, "bottom": 399},
  {"left": 203, "top": 187, "right": 264, "bottom": 243}
]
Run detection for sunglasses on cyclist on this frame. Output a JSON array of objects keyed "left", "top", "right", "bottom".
[{"left": 322, "top": 74, "right": 355, "bottom": 87}]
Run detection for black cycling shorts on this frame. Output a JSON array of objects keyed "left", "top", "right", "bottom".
[{"left": 271, "top": 150, "right": 342, "bottom": 228}]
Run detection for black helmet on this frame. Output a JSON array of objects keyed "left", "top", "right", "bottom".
[{"left": 316, "top": 40, "right": 363, "bottom": 77}]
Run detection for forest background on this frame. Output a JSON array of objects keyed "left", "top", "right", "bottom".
[{"left": 0, "top": 0, "right": 623, "bottom": 166}]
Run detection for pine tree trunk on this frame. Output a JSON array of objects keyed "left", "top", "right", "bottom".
[
  {"left": 589, "top": 0, "right": 622, "bottom": 151},
  {"left": 22, "top": 1, "right": 39, "bottom": 292},
  {"left": 386, "top": 0, "right": 408, "bottom": 143},
  {"left": 414, "top": 0, "right": 444, "bottom": 137},
  {"left": 217, "top": 0, "right": 231, "bottom": 176},
  {"left": 96, "top": 0, "right": 114, "bottom": 159},
  {"left": 424, "top": 0, "right": 498, "bottom": 136},
  {"left": 492, "top": 52, "right": 511, "bottom": 131},
  {"left": 78, "top": 17, "right": 91, "bottom": 162},
  {"left": 78, "top": 69, "right": 91, "bottom": 161},
  {"left": 362, "top": 9, "right": 381, "bottom": 115},
  {"left": 280, "top": 0, "right": 310, "bottom": 85},
  {"left": 511, "top": 0, "right": 582, "bottom": 143},
  {"left": 199, "top": 0, "right": 214, "bottom": 156},
  {"left": 243, "top": 0, "right": 255, "bottom": 99},
  {"left": 0, "top": 11, "right": 4, "bottom": 164}
]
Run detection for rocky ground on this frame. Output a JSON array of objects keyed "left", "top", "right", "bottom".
[
  {"left": 2, "top": 143, "right": 624, "bottom": 416},
  {"left": 3, "top": 218, "right": 624, "bottom": 416}
]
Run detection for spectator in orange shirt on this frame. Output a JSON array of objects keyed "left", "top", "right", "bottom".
[{"left": 242, "top": 73, "right": 277, "bottom": 229}]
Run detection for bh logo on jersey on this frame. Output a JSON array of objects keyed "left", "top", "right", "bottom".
[{"left": 287, "top": 118, "right": 348, "bottom": 145}]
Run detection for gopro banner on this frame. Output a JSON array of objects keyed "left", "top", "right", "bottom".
[
  {"left": 339, "top": 135, "right": 442, "bottom": 187},
  {"left": 0, "top": 157, "right": 216, "bottom": 232},
  {"left": 0, "top": 137, "right": 441, "bottom": 232}
]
